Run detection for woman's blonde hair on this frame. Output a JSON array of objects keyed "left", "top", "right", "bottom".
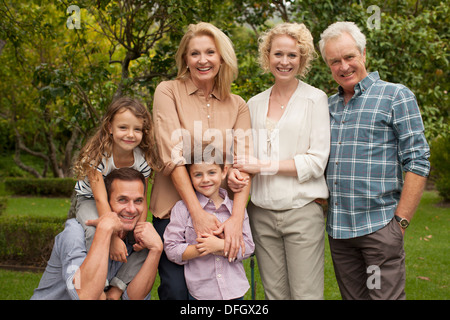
[
  {"left": 175, "top": 22, "right": 238, "bottom": 99},
  {"left": 73, "top": 96, "right": 162, "bottom": 180},
  {"left": 258, "top": 22, "right": 316, "bottom": 79}
]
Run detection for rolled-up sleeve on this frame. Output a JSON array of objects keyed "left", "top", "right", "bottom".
[
  {"left": 294, "top": 92, "right": 330, "bottom": 183},
  {"left": 153, "top": 81, "right": 186, "bottom": 176},
  {"left": 392, "top": 87, "right": 430, "bottom": 177},
  {"left": 233, "top": 97, "right": 254, "bottom": 160}
]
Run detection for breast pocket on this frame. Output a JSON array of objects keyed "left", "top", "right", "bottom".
[{"left": 346, "top": 108, "right": 392, "bottom": 143}]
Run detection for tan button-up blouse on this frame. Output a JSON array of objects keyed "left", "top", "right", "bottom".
[{"left": 149, "top": 78, "right": 252, "bottom": 219}]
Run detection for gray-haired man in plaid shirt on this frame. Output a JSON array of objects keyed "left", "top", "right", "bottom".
[{"left": 319, "top": 22, "right": 430, "bottom": 300}]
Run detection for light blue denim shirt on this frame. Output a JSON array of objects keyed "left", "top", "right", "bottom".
[
  {"left": 326, "top": 72, "right": 430, "bottom": 239},
  {"left": 30, "top": 219, "right": 149, "bottom": 300}
]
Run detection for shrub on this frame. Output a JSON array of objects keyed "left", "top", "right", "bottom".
[
  {"left": 430, "top": 134, "right": 450, "bottom": 202},
  {"left": 0, "top": 196, "right": 7, "bottom": 215},
  {"left": 4, "top": 177, "right": 76, "bottom": 197},
  {"left": 0, "top": 215, "right": 66, "bottom": 266}
]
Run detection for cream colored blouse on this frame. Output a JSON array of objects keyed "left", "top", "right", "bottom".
[{"left": 248, "top": 80, "right": 330, "bottom": 210}]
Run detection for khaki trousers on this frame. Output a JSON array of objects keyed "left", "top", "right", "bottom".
[{"left": 248, "top": 201, "right": 325, "bottom": 300}]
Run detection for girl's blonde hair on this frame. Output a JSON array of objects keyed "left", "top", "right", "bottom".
[
  {"left": 73, "top": 97, "right": 162, "bottom": 180},
  {"left": 175, "top": 22, "right": 238, "bottom": 99},
  {"left": 258, "top": 22, "right": 316, "bottom": 79}
]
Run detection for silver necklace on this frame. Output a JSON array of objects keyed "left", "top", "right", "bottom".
[{"left": 271, "top": 96, "right": 287, "bottom": 109}]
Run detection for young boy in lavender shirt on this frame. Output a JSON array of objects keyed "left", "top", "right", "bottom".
[{"left": 163, "top": 160, "right": 254, "bottom": 300}]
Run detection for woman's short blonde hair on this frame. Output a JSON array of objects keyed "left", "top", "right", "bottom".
[
  {"left": 175, "top": 22, "right": 238, "bottom": 99},
  {"left": 258, "top": 22, "right": 316, "bottom": 79}
]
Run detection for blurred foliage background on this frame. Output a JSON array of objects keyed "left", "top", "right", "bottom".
[{"left": 0, "top": 0, "right": 448, "bottom": 197}]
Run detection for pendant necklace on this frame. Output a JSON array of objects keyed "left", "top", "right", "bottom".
[{"left": 271, "top": 95, "right": 287, "bottom": 110}]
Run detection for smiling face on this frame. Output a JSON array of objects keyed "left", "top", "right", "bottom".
[
  {"left": 269, "top": 35, "right": 301, "bottom": 83},
  {"left": 188, "top": 163, "right": 227, "bottom": 202},
  {"left": 185, "top": 35, "right": 222, "bottom": 89},
  {"left": 324, "top": 32, "right": 368, "bottom": 96},
  {"left": 108, "top": 179, "right": 145, "bottom": 232},
  {"left": 108, "top": 108, "right": 144, "bottom": 154}
]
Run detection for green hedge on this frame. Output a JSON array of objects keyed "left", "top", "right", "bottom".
[
  {"left": 0, "top": 215, "right": 66, "bottom": 266},
  {"left": 430, "top": 135, "right": 450, "bottom": 202},
  {"left": 4, "top": 177, "right": 76, "bottom": 197},
  {"left": 0, "top": 196, "right": 7, "bottom": 215}
]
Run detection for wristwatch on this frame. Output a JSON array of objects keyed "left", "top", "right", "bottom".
[{"left": 395, "top": 215, "right": 410, "bottom": 229}]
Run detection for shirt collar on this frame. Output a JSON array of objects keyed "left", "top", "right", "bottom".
[
  {"left": 185, "top": 77, "right": 221, "bottom": 100},
  {"left": 338, "top": 71, "right": 380, "bottom": 97},
  {"left": 196, "top": 188, "right": 232, "bottom": 212}
]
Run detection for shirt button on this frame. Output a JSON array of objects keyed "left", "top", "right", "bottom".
[
  {"left": 216, "top": 257, "right": 220, "bottom": 262},
  {"left": 207, "top": 103, "right": 210, "bottom": 107},
  {"left": 207, "top": 115, "right": 210, "bottom": 118},
  {"left": 217, "top": 274, "right": 221, "bottom": 278},
  {"left": 335, "top": 162, "right": 339, "bottom": 165}
]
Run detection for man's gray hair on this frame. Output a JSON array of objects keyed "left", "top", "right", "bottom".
[{"left": 319, "top": 21, "right": 366, "bottom": 63}]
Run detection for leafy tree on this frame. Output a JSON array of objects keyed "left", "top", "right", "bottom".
[
  {"left": 289, "top": 0, "right": 449, "bottom": 142},
  {"left": 0, "top": 0, "right": 197, "bottom": 177},
  {"left": 0, "top": 0, "right": 447, "bottom": 178}
]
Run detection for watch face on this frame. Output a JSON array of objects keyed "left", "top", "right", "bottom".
[{"left": 400, "top": 219, "right": 409, "bottom": 228}]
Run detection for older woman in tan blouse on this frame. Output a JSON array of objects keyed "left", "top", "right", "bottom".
[{"left": 149, "top": 22, "right": 252, "bottom": 300}]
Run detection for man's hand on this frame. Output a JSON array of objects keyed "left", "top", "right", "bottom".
[
  {"left": 85, "top": 211, "right": 122, "bottom": 234},
  {"left": 86, "top": 212, "right": 128, "bottom": 262},
  {"left": 134, "top": 222, "right": 163, "bottom": 252}
]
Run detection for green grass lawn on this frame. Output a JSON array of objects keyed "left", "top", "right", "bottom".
[
  {"left": 0, "top": 191, "right": 448, "bottom": 300},
  {"left": 3, "top": 197, "right": 72, "bottom": 218},
  {"left": 403, "top": 192, "right": 449, "bottom": 300}
]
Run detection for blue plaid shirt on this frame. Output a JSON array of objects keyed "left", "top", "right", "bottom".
[{"left": 326, "top": 72, "right": 430, "bottom": 239}]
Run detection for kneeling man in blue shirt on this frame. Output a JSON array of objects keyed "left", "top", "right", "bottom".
[{"left": 31, "top": 168, "right": 162, "bottom": 300}]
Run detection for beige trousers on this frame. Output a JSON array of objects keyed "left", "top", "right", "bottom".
[{"left": 248, "top": 201, "right": 325, "bottom": 300}]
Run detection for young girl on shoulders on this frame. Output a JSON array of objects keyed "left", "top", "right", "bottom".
[{"left": 73, "top": 96, "right": 162, "bottom": 298}]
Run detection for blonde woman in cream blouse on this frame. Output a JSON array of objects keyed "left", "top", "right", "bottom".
[{"left": 232, "top": 23, "right": 330, "bottom": 299}]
